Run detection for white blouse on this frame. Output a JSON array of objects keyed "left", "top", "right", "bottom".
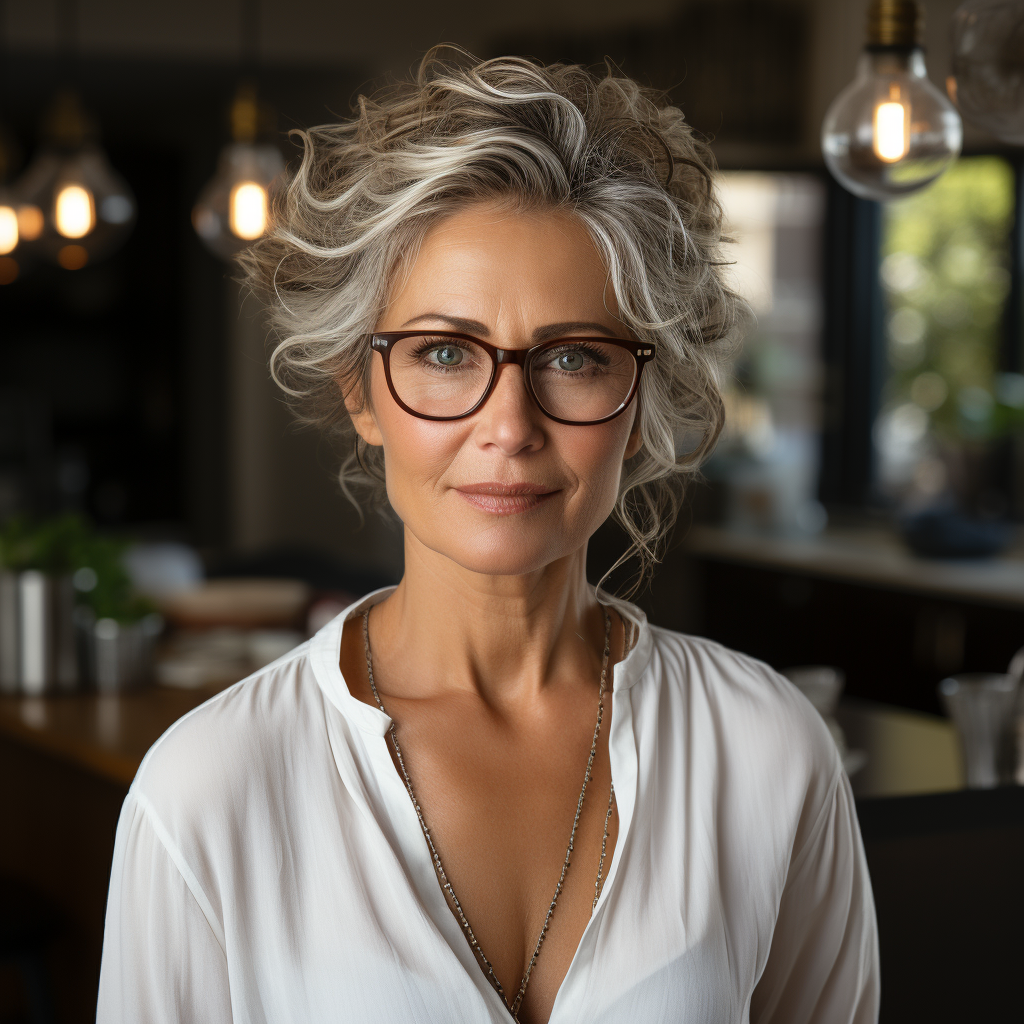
[{"left": 97, "top": 589, "right": 879, "bottom": 1023}]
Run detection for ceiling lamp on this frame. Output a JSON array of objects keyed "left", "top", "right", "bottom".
[
  {"left": 0, "top": 1, "right": 21, "bottom": 283},
  {"left": 950, "top": 0, "right": 1024, "bottom": 144},
  {"left": 0, "top": 75, "right": 30, "bottom": 284},
  {"left": 822, "top": 0, "right": 963, "bottom": 202},
  {"left": 192, "top": 82, "right": 284, "bottom": 260},
  {"left": 0, "top": 125, "right": 20, "bottom": 284},
  {"left": 16, "top": 92, "right": 135, "bottom": 270}
]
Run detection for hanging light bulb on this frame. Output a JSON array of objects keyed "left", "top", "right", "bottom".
[
  {"left": 17, "top": 205, "right": 44, "bottom": 241},
  {"left": 229, "top": 180, "right": 268, "bottom": 239},
  {"left": 0, "top": 204, "right": 16, "bottom": 253},
  {"left": 15, "top": 92, "right": 135, "bottom": 270},
  {"left": 192, "top": 83, "right": 284, "bottom": 260},
  {"left": 0, "top": 125, "right": 20, "bottom": 255},
  {"left": 55, "top": 182, "right": 94, "bottom": 237},
  {"left": 0, "top": 182, "right": 17, "bottom": 260},
  {"left": 0, "top": 196, "right": 18, "bottom": 284},
  {"left": 1, "top": 201, "right": 48, "bottom": 285},
  {"left": 0, "top": 115, "right": 26, "bottom": 283},
  {"left": 950, "top": 0, "right": 1024, "bottom": 144},
  {"left": 822, "top": 0, "right": 963, "bottom": 202}
]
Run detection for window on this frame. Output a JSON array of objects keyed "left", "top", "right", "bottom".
[
  {"left": 713, "top": 171, "right": 828, "bottom": 533},
  {"left": 875, "top": 156, "right": 1022, "bottom": 514}
]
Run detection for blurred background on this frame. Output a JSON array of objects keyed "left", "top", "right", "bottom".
[{"left": 0, "top": 1, "right": 1023, "bottom": 1021}]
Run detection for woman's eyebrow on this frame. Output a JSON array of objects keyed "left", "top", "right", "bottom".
[
  {"left": 532, "top": 322, "right": 620, "bottom": 342},
  {"left": 400, "top": 313, "right": 490, "bottom": 334},
  {"left": 398, "top": 314, "right": 621, "bottom": 342}
]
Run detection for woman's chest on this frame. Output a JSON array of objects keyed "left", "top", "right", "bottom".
[
  {"left": 214, "top": 757, "right": 778, "bottom": 1024},
  {"left": 380, "top": 702, "right": 621, "bottom": 1022},
  {"left": 222, "top": 857, "right": 753, "bottom": 1024}
]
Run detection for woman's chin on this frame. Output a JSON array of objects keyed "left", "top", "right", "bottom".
[
  {"left": 452, "top": 543, "right": 568, "bottom": 578},
  {"left": 412, "top": 528, "right": 579, "bottom": 579},
  {"left": 456, "top": 554, "right": 561, "bottom": 578}
]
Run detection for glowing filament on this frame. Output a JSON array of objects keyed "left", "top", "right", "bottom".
[
  {"left": 55, "top": 184, "right": 96, "bottom": 238},
  {"left": 229, "top": 181, "right": 267, "bottom": 240},
  {"left": 0, "top": 206, "right": 17, "bottom": 255},
  {"left": 874, "top": 100, "right": 908, "bottom": 163}
]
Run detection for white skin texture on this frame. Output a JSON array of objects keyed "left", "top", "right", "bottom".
[{"left": 341, "top": 202, "right": 642, "bottom": 1024}]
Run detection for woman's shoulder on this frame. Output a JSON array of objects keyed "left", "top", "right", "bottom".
[
  {"left": 647, "top": 624, "right": 802, "bottom": 696},
  {"left": 638, "top": 625, "right": 845, "bottom": 857},
  {"left": 128, "top": 640, "right": 331, "bottom": 834},
  {"left": 643, "top": 623, "right": 841, "bottom": 778}
]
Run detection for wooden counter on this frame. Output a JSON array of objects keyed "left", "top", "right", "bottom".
[
  {"left": 0, "top": 683, "right": 230, "bottom": 1023},
  {"left": 0, "top": 684, "right": 229, "bottom": 788}
]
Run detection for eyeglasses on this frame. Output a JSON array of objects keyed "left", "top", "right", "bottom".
[{"left": 367, "top": 331, "right": 655, "bottom": 425}]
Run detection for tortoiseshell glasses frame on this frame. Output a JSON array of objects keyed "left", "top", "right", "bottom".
[{"left": 367, "top": 331, "right": 656, "bottom": 426}]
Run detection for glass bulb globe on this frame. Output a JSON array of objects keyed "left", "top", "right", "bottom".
[
  {"left": 0, "top": 194, "right": 18, "bottom": 255},
  {"left": 822, "top": 48, "right": 963, "bottom": 201},
  {"left": 192, "top": 142, "right": 284, "bottom": 260},
  {"left": 17, "top": 143, "right": 136, "bottom": 269},
  {"left": 0, "top": 188, "right": 20, "bottom": 285},
  {"left": 0, "top": 192, "right": 45, "bottom": 286},
  {"left": 0, "top": 120, "right": 26, "bottom": 282},
  {"left": 951, "top": 0, "right": 1024, "bottom": 144}
]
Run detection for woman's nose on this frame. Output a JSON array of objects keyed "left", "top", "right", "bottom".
[{"left": 472, "top": 362, "right": 545, "bottom": 454}]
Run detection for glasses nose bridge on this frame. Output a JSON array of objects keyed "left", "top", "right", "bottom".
[
  {"left": 484, "top": 347, "right": 538, "bottom": 411},
  {"left": 493, "top": 346, "right": 530, "bottom": 368},
  {"left": 490, "top": 346, "right": 532, "bottom": 389}
]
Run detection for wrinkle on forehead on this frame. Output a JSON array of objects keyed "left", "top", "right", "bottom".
[{"left": 378, "top": 201, "right": 624, "bottom": 339}]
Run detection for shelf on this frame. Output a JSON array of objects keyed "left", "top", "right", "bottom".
[{"left": 684, "top": 524, "right": 1024, "bottom": 609}]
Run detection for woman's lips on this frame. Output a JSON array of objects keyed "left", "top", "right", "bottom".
[{"left": 454, "top": 483, "right": 559, "bottom": 515}]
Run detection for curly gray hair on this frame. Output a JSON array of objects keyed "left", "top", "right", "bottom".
[{"left": 241, "top": 49, "right": 742, "bottom": 590}]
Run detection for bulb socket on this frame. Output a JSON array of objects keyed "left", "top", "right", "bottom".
[
  {"left": 231, "top": 82, "right": 259, "bottom": 145},
  {"left": 866, "top": 0, "right": 922, "bottom": 48},
  {"left": 42, "top": 92, "right": 97, "bottom": 150}
]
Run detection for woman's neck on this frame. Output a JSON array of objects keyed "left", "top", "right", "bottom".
[{"left": 368, "top": 529, "right": 608, "bottom": 712}]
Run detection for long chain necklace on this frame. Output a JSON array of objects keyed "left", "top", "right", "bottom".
[{"left": 362, "top": 607, "right": 616, "bottom": 1022}]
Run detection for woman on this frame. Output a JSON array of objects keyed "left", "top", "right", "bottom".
[{"left": 98, "top": 53, "right": 878, "bottom": 1023}]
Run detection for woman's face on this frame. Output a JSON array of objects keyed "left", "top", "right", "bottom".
[{"left": 348, "top": 202, "right": 643, "bottom": 577}]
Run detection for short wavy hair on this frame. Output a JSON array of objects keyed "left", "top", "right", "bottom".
[{"left": 241, "top": 48, "right": 743, "bottom": 590}]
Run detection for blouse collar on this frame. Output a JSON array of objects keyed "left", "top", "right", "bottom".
[
  {"left": 308, "top": 586, "right": 654, "bottom": 737},
  {"left": 309, "top": 587, "right": 396, "bottom": 737}
]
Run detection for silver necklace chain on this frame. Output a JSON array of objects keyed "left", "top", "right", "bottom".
[{"left": 362, "top": 607, "right": 615, "bottom": 1022}]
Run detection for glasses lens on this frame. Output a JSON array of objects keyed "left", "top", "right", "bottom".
[
  {"left": 529, "top": 341, "right": 638, "bottom": 422},
  {"left": 387, "top": 334, "right": 493, "bottom": 418}
]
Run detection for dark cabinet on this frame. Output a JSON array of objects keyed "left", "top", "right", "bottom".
[{"left": 683, "top": 541, "right": 1024, "bottom": 716}]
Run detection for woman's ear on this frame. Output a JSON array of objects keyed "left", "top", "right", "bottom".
[
  {"left": 624, "top": 406, "right": 643, "bottom": 460},
  {"left": 343, "top": 377, "right": 384, "bottom": 447}
]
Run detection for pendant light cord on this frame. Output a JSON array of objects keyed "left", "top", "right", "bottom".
[
  {"left": 56, "top": 0, "right": 80, "bottom": 86},
  {"left": 240, "top": 0, "right": 261, "bottom": 78}
]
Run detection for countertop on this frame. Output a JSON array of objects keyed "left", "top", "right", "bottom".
[
  {"left": 0, "top": 684, "right": 228, "bottom": 788},
  {"left": 684, "top": 523, "right": 1024, "bottom": 609},
  {"left": 0, "top": 683, "right": 967, "bottom": 798}
]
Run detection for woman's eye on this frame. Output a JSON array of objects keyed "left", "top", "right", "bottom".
[
  {"left": 554, "top": 350, "right": 586, "bottom": 371},
  {"left": 432, "top": 346, "right": 464, "bottom": 366}
]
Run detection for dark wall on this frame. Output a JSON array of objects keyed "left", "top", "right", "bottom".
[{"left": 0, "top": 52, "right": 366, "bottom": 547}]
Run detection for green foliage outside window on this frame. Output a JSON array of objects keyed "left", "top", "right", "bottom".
[{"left": 882, "top": 156, "right": 1024, "bottom": 441}]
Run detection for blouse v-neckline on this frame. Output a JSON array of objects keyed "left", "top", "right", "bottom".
[{"left": 313, "top": 587, "right": 651, "bottom": 1024}]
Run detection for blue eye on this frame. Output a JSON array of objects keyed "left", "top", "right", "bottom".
[
  {"left": 557, "top": 351, "right": 585, "bottom": 371},
  {"left": 434, "top": 346, "right": 463, "bottom": 366}
]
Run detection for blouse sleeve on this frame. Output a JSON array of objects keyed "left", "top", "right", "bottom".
[
  {"left": 96, "top": 791, "right": 233, "bottom": 1023},
  {"left": 750, "top": 770, "right": 880, "bottom": 1024}
]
